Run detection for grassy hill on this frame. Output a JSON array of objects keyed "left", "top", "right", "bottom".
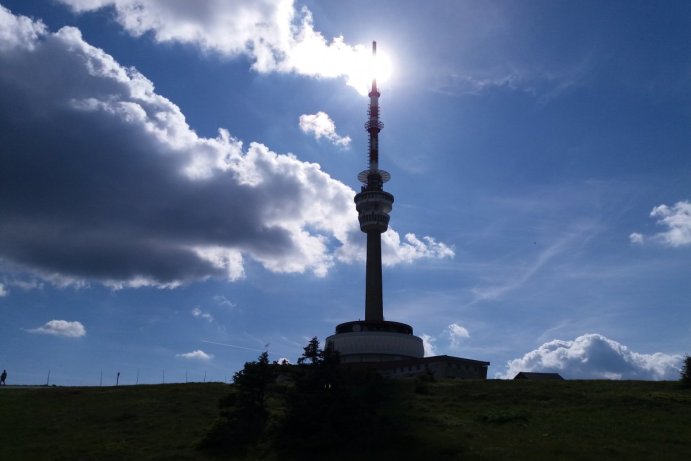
[{"left": 1, "top": 379, "right": 690, "bottom": 460}]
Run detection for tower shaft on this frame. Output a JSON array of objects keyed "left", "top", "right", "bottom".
[{"left": 365, "top": 231, "right": 383, "bottom": 321}]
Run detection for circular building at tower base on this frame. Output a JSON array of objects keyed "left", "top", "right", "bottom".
[{"left": 326, "top": 320, "right": 424, "bottom": 363}]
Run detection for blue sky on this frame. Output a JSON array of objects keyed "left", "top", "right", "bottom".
[{"left": 0, "top": 0, "right": 689, "bottom": 385}]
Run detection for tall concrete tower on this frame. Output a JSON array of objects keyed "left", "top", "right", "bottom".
[
  {"left": 327, "top": 42, "right": 424, "bottom": 363},
  {"left": 356, "top": 40, "right": 392, "bottom": 323}
]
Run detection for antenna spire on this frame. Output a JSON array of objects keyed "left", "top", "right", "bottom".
[
  {"left": 371, "top": 41, "right": 378, "bottom": 94},
  {"left": 358, "top": 40, "right": 389, "bottom": 186}
]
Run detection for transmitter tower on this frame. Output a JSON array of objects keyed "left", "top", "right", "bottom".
[{"left": 327, "top": 42, "right": 424, "bottom": 362}]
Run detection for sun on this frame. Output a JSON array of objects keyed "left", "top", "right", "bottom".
[{"left": 346, "top": 45, "right": 393, "bottom": 96}]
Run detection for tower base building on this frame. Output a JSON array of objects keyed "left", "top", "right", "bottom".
[{"left": 326, "top": 320, "right": 423, "bottom": 363}]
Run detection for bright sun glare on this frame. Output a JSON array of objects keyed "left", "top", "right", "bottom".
[{"left": 346, "top": 47, "right": 393, "bottom": 96}]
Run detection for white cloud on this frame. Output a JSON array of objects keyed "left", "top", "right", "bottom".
[
  {"left": 334, "top": 230, "right": 455, "bottom": 270},
  {"left": 0, "top": 5, "right": 46, "bottom": 52},
  {"left": 0, "top": 7, "right": 452, "bottom": 288},
  {"left": 434, "top": 65, "right": 584, "bottom": 102},
  {"left": 499, "top": 333, "right": 681, "bottom": 380},
  {"left": 629, "top": 232, "right": 644, "bottom": 244},
  {"left": 28, "top": 320, "right": 86, "bottom": 338},
  {"left": 630, "top": 201, "right": 691, "bottom": 247},
  {"left": 446, "top": 322, "right": 470, "bottom": 348},
  {"left": 299, "top": 111, "right": 350, "bottom": 148},
  {"left": 421, "top": 333, "right": 437, "bottom": 357},
  {"left": 56, "top": 0, "right": 385, "bottom": 94},
  {"left": 176, "top": 350, "right": 213, "bottom": 361},
  {"left": 436, "top": 72, "right": 526, "bottom": 96},
  {"left": 650, "top": 201, "right": 691, "bottom": 247},
  {"left": 0, "top": 283, "right": 6, "bottom": 297},
  {"left": 382, "top": 233, "right": 455, "bottom": 266},
  {"left": 4, "top": 277, "right": 44, "bottom": 291},
  {"left": 191, "top": 307, "right": 214, "bottom": 323},
  {"left": 213, "top": 295, "right": 237, "bottom": 309}
]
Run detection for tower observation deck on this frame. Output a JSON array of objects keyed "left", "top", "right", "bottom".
[{"left": 327, "top": 42, "right": 424, "bottom": 363}]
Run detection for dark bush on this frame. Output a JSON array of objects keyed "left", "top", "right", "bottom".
[
  {"left": 198, "top": 352, "right": 274, "bottom": 455},
  {"left": 681, "top": 355, "right": 691, "bottom": 388},
  {"left": 200, "top": 339, "right": 394, "bottom": 458}
]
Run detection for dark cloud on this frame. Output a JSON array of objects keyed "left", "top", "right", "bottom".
[
  {"left": 0, "top": 11, "right": 344, "bottom": 286},
  {"left": 0, "top": 6, "right": 452, "bottom": 287}
]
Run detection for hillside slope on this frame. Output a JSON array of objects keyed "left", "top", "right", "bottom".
[{"left": 1, "top": 380, "right": 690, "bottom": 460}]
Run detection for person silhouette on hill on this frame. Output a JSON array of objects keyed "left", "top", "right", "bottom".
[{"left": 1, "top": 369, "right": 7, "bottom": 385}]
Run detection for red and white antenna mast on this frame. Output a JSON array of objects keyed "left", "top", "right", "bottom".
[{"left": 358, "top": 41, "right": 390, "bottom": 185}]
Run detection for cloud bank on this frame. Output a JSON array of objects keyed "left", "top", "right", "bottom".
[
  {"left": 28, "top": 320, "right": 86, "bottom": 338},
  {"left": 57, "top": 0, "right": 379, "bottom": 93},
  {"left": 0, "top": 6, "right": 452, "bottom": 288},
  {"left": 500, "top": 333, "right": 681, "bottom": 380},
  {"left": 299, "top": 111, "right": 350, "bottom": 148}
]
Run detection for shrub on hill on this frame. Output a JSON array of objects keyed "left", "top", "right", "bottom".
[
  {"left": 681, "top": 355, "right": 691, "bottom": 388},
  {"left": 199, "top": 351, "right": 275, "bottom": 456},
  {"left": 199, "top": 338, "right": 391, "bottom": 458}
]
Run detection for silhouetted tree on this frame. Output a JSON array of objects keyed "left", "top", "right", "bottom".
[
  {"left": 199, "top": 351, "right": 275, "bottom": 455},
  {"left": 201, "top": 338, "right": 393, "bottom": 458},
  {"left": 681, "top": 355, "right": 691, "bottom": 388},
  {"left": 297, "top": 336, "right": 321, "bottom": 365},
  {"left": 232, "top": 351, "right": 273, "bottom": 410},
  {"left": 278, "top": 338, "right": 391, "bottom": 457}
]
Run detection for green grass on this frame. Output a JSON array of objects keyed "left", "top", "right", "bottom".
[
  {"left": 1, "top": 380, "right": 690, "bottom": 460},
  {"left": 0, "top": 383, "right": 228, "bottom": 460},
  {"left": 381, "top": 379, "right": 691, "bottom": 461}
]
